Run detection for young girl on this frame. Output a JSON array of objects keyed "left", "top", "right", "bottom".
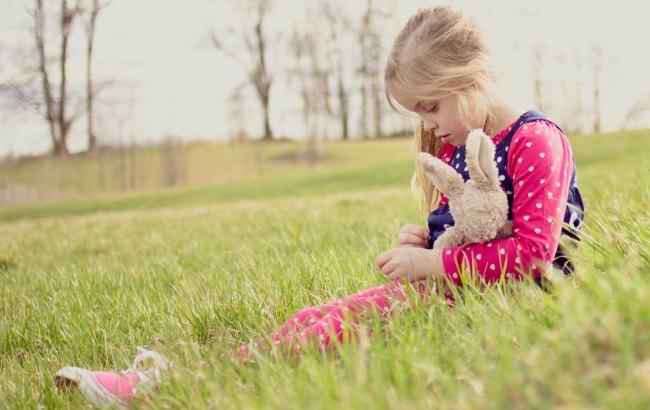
[{"left": 55, "top": 5, "right": 584, "bottom": 407}]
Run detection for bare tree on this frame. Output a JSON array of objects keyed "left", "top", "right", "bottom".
[
  {"left": 571, "top": 49, "right": 584, "bottom": 134},
  {"left": 289, "top": 27, "right": 313, "bottom": 140},
  {"left": 320, "top": 0, "right": 351, "bottom": 140},
  {"left": 591, "top": 44, "right": 603, "bottom": 134},
  {"left": 532, "top": 44, "right": 546, "bottom": 115},
  {"left": 82, "top": 0, "right": 111, "bottom": 152},
  {"left": 211, "top": 0, "right": 274, "bottom": 141},
  {"left": 355, "top": 0, "right": 389, "bottom": 138},
  {"left": 622, "top": 94, "right": 650, "bottom": 130},
  {"left": 228, "top": 82, "right": 250, "bottom": 142},
  {"left": 289, "top": 26, "right": 325, "bottom": 161},
  {"left": 29, "top": 0, "right": 84, "bottom": 156}
]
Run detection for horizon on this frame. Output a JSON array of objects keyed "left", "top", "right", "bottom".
[{"left": 1, "top": 0, "right": 649, "bottom": 157}]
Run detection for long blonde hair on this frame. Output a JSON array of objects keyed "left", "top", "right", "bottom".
[{"left": 384, "top": 6, "right": 501, "bottom": 215}]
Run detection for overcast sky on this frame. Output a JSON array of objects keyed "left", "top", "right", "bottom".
[{"left": 1, "top": 0, "right": 648, "bottom": 157}]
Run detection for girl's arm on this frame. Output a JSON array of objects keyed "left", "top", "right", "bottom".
[{"left": 438, "top": 120, "right": 574, "bottom": 284}]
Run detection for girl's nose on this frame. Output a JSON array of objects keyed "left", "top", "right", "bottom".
[{"left": 423, "top": 119, "right": 436, "bottom": 133}]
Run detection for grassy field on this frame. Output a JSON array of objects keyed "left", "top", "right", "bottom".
[{"left": 1, "top": 130, "right": 649, "bottom": 408}]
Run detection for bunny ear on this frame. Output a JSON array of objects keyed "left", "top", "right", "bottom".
[
  {"left": 418, "top": 152, "right": 464, "bottom": 198},
  {"left": 465, "top": 129, "right": 499, "bottom": 188}
]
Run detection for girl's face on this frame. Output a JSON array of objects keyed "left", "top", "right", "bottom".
[{"left": 392, "top": 90, "right": 482, "bottom": 147}]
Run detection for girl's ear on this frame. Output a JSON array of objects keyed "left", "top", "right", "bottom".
[
  {"left": 418, "top": 152, "right": 464, "bottom": 198},
  {"left": 465, "top": 129, "right": 499, "bottom": 187}
]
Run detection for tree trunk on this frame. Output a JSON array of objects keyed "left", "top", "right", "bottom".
[
  {"left": 57, "top": 0, "right": 71, "bottom": 156},
  {"left": 359, "top": 84, "right": 368, "bottom": 138},
  {"left": 592, "top": 47, "right": 602, "bottom": 133},
  {"left": 372, "top": 79, "right": 382, "bottom": 138},
  {"left": 255, "top": 6, "right": 273, "bottom": 141},
  {"left": 337, "top": 66, "right": 349, "bottom": 140},
  {"left": 85, "top": 0, "right": 98, "bottom": 151},
  {"left": 34, "top": 0, "right": 61, "bottom": 154}
]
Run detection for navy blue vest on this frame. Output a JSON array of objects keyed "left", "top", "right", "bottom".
[{"left": 426, "top": 110, "right": 585, "bottom": 281}]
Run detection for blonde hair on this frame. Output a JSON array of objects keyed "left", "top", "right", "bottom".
[{"left": 384, "top": 5, "right": 500, "bottom": 215}]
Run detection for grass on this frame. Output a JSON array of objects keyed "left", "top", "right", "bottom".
[{"left": 1, "top": 130, "right": 650, "bottom": 408}]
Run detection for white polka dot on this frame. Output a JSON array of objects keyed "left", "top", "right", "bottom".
[
  {"left": 547, "top": 192, "right": 553, "bottom": 198},
  {"left": 499, "top": 175, "right": 506, "bottom": 181},
  {"left": 455, "top": 163, "right": 459, "bottom": 169},
  {"left": 476, "top": 254, "right": 482, "bottom": 260},
  {"left": 446, "top": 249, "right": 452, "bottom": 255},
  {"left": 540, "top": 178, "right": 545, "bottom": 184},
  {"left": 487, "top": 243, "right": 492, "bottom": 247},
  {"left": 534, "top": 228, "right": 541, "bottom": 234},
  {"left": 496, "top": 156, "right": 502, "bottom": 163},
  {"left": 528, "top": 166, "right": 535, "bottom": 172},
  {"left": 505, "top": 146, "right": 509, "bottom": 152},
  {"left": 547, "top": 217, "right": 553, "bottom": 224},
  {"left": 523, "top": 215, "right": 530, "bottom": 221},
  {"left": 464, "top": 165, "right": 468, "bottom": 171},
  {"left": 506, "top": 190, "right": 513, "bottom": 195},
  {"left": 539, "top": 152, "right": 545, "bottom": 158},
  {"left": 499, "top": 248, "right": 506, "bottom": 255},
  {"left": 514, "top": 228, "right": 520, "bottom": 233},
  {"left": 544, "top": 243, "right": 549, "bottom": 249},
  {"left": 525, "top": 142, "right": 532, "bottom": 148},
  {"left": 519, "top": 181, "right": 524, "bottom": 186},
  {"left": 532, "top": 263, "right": 537, "bottom": 269},
  {"left": 456, "top": 153, "right": 460, "bottom": 159},
  {"left": 517, "top": 245, "right": 522, "bottom": 251},
  {"left": 444, "top": 157, "right": 450, "bottom": 162},
  {"left": 452, "top": 272, "right": 458, "bottom": 278},
  {"left": 517, "top": 157, "right": 523, "bottom": 164},
  {"left": 532, "top": 247, "right": 537, "bottom": 252},
  {"left": 528, "top": 192, "right": 533, "bottom": 198},
  {"left": 490, "top": 264, "right": 496, "bottom": 270},
  {"left": 515, "top": 257, "right": 521, "bottom": 264},
  {"left": 536, "top": 202, "right": 542, "bottom": 209}
]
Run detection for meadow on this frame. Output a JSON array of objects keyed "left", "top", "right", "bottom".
[{"left": 1, "top": 130, "right": 649, "bottom": 408}]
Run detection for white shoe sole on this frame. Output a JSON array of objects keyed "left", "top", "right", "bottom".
[{"left": 55, "top": 367, "right": 129, "bottom": 409}]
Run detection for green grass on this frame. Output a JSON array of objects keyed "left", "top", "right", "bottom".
[{"left": 1, "top": 131, "right": 650, "bottom": 408}]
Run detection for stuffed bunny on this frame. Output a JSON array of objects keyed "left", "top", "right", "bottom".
[{"left": 418, "top": 129, "right": 513, "bottom": 249}]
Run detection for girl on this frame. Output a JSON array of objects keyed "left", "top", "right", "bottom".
[{"left": 55, "top": 5, "right": 584, "bottom": 407}]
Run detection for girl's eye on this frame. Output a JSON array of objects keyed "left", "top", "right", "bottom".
[{"left": 426, "top": 103, "right": 439, "bottom": 113}]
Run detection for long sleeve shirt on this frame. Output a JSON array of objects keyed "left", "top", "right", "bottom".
[{"left": 429, "top": 113, "right": 580, "bottom": 285}]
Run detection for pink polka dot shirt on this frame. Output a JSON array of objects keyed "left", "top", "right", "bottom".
[{"left": 429, "top": 110, "right": 584, "bottom": 285}]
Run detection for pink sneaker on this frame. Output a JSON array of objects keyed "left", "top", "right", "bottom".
[{"left": 55, "top": 347, "right": 169, "bottom": 408}]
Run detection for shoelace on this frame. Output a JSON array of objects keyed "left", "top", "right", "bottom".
[{"left": 123, "top": 347, "right": 169, "bottom": 388}]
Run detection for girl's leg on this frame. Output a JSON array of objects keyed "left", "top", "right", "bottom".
[{"left": 232, "top": 279, "right": 438, "bottom": 361}]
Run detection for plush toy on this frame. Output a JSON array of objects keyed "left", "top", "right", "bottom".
[{"left": 418, "top": 129, "right": 512, "bottom": 249}]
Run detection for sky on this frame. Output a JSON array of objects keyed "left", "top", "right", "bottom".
[{"left": 0, "top": 0, "right": 649, "bottom": 157}]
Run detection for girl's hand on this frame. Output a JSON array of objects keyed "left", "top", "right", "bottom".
[
  {"left": 375, "top": 247, "right": 443, "bottom": 283},
  {"left": 397, "top": 224, "right": 430, "bottom": 248}
]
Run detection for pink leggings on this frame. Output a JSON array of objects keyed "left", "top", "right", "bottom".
[{"left": 236, "top": 279, "right": 454, "bottom": 359}]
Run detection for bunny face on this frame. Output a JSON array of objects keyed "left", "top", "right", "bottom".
[{"left": 419, "top": 129, "right": 510, "bottom": 245}]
